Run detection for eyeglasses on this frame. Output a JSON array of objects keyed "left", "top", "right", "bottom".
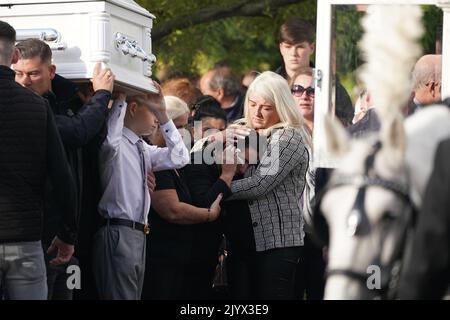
[{"left": 291, "top": 84, "right": 315, "bottom": 98}]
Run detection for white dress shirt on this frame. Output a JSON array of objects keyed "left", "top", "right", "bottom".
[{"left": 98, "top": 100, "right": 190, "bottom": 224}]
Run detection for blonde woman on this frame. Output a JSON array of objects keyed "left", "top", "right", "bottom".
[
  {"left": 224, "top": 71, "right": 310, "bottom": 299},
  {"left": 289, "top": 68, "right": 327, "bottom": 300}
]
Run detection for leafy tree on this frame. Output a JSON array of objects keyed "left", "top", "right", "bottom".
[
  {"left": 333, "top": 4, "right": 442, "bottom": 98},
  {"left": 136, "top": 0, "right": 316, "bottom": 79},
  {"left": 136, "top": 1, "right": 442, "bottom": 84}
]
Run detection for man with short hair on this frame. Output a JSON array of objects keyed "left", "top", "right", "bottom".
[
  {"left": 410, "top": 54, "right": 442, "bottom": 114},
  {"left": 277, "top": 18, "right": 316, "bottom": 81},
  {"left": 13, "top": 38, "right": 114, "bottom": 300},
  {"left": 199, "top": 66, "right": 244, "bottom": 123},
  {"left": 0, "top": 20, "right": 77, "bottom": 300},
  {"left": 277, "top": 17, "right": 354, "bottom": 128}
]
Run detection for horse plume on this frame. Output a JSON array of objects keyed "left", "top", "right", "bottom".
[{"left": 358, "top": 5, "right": 424, "bottom": 124}]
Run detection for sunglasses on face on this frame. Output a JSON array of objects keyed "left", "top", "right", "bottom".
[{"left": 291, "top": 84, "right": 315, "bottom": 98}]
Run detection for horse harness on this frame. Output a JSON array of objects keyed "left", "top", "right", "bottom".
[{"left": 315, "top": 141, "right": 417, "bottom": 299}]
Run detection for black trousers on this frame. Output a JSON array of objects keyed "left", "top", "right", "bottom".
[
  {"left": 73, "top": 253, "right": 99, "bottom": 300},
  {"left": 45, "top": 254, "right": 79, "bottom": 300},
  {"left": 142, "top": 261, "right": 186, "bottom": 300},
  {"left": 182, "top": 261, "right": 217, "bottom": 300},
  {"left": 227, "top": 246, "right": 303, "bottom": 300},
  {"left": 294, "top": 235, "right": 326, "bottom": 300}
]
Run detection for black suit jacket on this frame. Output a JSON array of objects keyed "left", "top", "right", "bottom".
[{"left": 398, "top": 138, "right": 450, "bottom": 299}]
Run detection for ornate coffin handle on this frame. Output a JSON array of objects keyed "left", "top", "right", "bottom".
[
  {"left": 16, "top": 28, "right": 66, "bottom": 51},
  {"left": 115, "top": 32, "right": 156, "bottom": 64}
]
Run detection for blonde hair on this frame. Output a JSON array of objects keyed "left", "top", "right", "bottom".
[
  {"left": 239, "top": 71, "right": 312, "bottom": 147},
  {"left": 164, "top": 95, "right": 190, "bottom": 121}
]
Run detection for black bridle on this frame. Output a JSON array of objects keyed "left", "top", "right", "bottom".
[{"left": 323, "top": 141, "right": 417, "bottom": 299}]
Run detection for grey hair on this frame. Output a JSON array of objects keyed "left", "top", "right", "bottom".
[
  {"left": 209, "top": 67, "right": 241, "bottom": 99},
  {"left": 412, "top": 58, "right": 442, "bottom": 90}
]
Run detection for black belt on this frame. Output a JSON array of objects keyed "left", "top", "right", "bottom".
[{"left": 102, "top": 218, "right": 150, "bottom": 235}]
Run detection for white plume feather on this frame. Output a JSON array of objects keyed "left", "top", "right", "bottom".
[{"left": 358, "top": 5, "right": 424, "bottom": 122}]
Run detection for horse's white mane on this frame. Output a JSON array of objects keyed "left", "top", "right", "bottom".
[
  {"left": 358, "top": 5, "right": 423, "bottom": 123},
  {"left": 322, "top": 5, "right": 436, "bottom": 300}
]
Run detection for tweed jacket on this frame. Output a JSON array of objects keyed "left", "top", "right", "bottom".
[{"left": 229, "top": 126, "right": 309, "bottom": 251}]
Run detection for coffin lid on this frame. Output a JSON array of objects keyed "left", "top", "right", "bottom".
[{"left": 2, "top": 0, "right": 155, "bottom": 19}]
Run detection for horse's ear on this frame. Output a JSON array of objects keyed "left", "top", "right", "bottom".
[
  {"left": 381, "top": 115, "right": 406, "bottom": 160},
  {"left": 324, "top": 114, "right": 350, "bottom": 156}
]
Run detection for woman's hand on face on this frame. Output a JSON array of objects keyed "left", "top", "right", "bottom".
[
  {"left": 208, "top": 193, "right": 223, "bottom": 222},
  {"left": 207, "top": 125, "right": 251, "bottom": 145},
  {"left": 227, "top": 124, "right": 252, "bottom": 139}
]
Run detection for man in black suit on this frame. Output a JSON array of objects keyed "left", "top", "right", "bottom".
[
  {"left": 398, "top": 137, "right": 450, "bottom": 299},
  {"left": 0, "top": 20, "right": 77, "bottom": 300}
]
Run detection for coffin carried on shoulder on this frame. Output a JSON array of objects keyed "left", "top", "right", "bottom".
[{"left": 0, "top": 0, "right": 157, "bottom": 94}]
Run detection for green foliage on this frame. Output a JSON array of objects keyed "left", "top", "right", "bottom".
[
  {"left": 137, "top": 0, "right": 316, "bottom": 79},
  {"left": 136, "top": 1, "right": 442, "bottom": 84},
  {"left": 333, "top": 4, "right": 442, "bottom": 99},
  {"left": 335, "top": 7, "right": 364, "bottom": 78},
  {"left": 421, "top": 5, "right": 442, "bottom": 55}
]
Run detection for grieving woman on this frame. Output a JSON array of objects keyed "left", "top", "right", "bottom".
[
  {"left": 290, "top": 67, "right": 327, "bottom": 300},
  {"left": 141, "top": 96, "right": 223, "bottom": 300},
  {"left": 226, "top": 71, "right": 310, "bottom": 299}
]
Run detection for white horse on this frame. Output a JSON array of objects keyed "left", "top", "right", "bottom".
[
  {"left": 314, "top": 4, "right": 450, "bottom": 300},
  {"left": 318, "top": 105, "right": 450, "bottom": 300}
]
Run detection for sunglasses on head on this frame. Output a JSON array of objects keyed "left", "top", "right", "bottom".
[{"left": 291, "top": 84, "right": 315, "bottom": 97}]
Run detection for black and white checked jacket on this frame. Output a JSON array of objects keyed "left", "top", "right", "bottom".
[{"left": 229, "top": 127, "right": 309, "bottom": 252}]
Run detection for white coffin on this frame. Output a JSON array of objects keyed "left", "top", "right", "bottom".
[{"left": 0, "top": 0, "right": 158, "bottom": 94}]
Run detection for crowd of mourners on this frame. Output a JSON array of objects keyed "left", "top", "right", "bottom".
[{"left": 0, "top": 15, "right": 445, "bottom": 300}]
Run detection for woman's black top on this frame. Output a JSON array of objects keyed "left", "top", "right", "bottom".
[
  {"left": 223, "top": 172, "right": 256, "bottom": 256},
  {"left": 183, "top": 158, "right": 231, "bottom": 267},
  {"left": 184, "top": 153, "right": 255, "bottom": 262},
  {"left": 146, "top": 168, "right": 193, "bottom": 265}
]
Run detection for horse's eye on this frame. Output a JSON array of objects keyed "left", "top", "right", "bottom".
[{"left": 382, "top": 210, "right": 396, "bottom": 223}]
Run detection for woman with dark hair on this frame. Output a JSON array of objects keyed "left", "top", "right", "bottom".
[
  {"left": 141, "top": 96, "right": 223, "bottom": 300},
  {"left": 190, "top": 95, "right": 227, "bottom": 141},
  {"left": 186, "top": 71, "right": 310, "bottom": 300},
  {"left": 184, "top": 128, "right": 261, "bottom": 300},
  {"left": 182, "top": 95, "right": 237, "bottom": 299}
]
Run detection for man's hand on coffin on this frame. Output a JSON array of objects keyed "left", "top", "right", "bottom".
[{"left": 91, "top": 62, "right": 115, "bottom": 93}]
